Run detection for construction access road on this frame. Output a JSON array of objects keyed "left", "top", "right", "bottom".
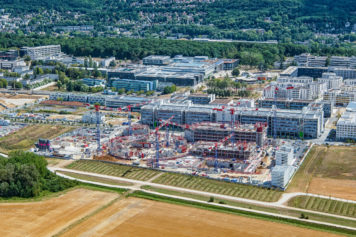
[{"left": 49, "top": 167, "right": 356, "bottom": 231}]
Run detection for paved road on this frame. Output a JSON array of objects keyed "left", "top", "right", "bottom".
[
  {"left": 52, "top": 169, "right": 356, "bottom": 232},
  {"left": 50, "top": 167, "right": 356, "bottom": 224}
]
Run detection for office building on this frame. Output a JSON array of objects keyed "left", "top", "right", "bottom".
[
  {"left": 20, "top": 45, "right": 61, "bottom": 60},
  {"left": 140, "top": 101, "right": 324, "bottom": 139},
  {"left": 111, "top": 78, "right": 157, "bottom": 92}
]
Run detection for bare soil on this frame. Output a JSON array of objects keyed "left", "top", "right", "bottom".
[
  {"left": 60, "top": 198, "right": 338, "bottom": 237},
  {"left": 0, "top": 189, "right": 118, "bottom": 237}
]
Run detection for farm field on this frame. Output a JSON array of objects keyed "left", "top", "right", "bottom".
[
  {"left": 0, "top": 124, "right": 74, "bottom": 154},
  {"left": 288, "top": 196, "right": 356, "bottom": 218},
  {"left": 60, "top": 197, "right": 339, "bottom": 237},
  {"left": 141, "top": 186, "right": 356, "bottom": 228},
  {"left": 66, "top": 160, "right": 160, "bottom": 181},
  {"left": 287, "top": 145, "right": 356, "bottom": 200},
  {"left": 152, "top": 172, "right": 281, "bottom": 202},
  {"left": 0, "top": 189, "right": 118, "bottom": 237}
]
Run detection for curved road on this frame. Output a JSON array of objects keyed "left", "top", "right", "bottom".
[{"left": 50, "top": 167, "right": 356, "bottom": 227}]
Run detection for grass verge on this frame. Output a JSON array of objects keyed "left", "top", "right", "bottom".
[{"left": 58, "top": 171, "right": 134, "bottom": 186}]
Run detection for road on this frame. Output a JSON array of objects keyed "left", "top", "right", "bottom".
[
  {"left": 50, "top": 167, "right": 356, "bottom": 225},
  {"left": 51, "top": 168, "right": 356, "bottom": 232}
]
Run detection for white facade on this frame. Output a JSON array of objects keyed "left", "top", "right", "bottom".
[
  {"left": 317, "top": 72, "right": 343, "bottom": 90},
  {"left": 294, "top": 54, "right": 327, "bottom": 67},
  {"left": 21, "top": 45, "right": 61, "bottom": 60},
  {"left": 271, "top": 165, "right": 295, "bottom": 188},
  {"left": 275, "top": 145, "right": 294, "bottom": 166},
  {"left": 336, "top": 102, "right": 356, "bottom": 140}
]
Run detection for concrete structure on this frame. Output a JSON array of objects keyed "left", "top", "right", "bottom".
[
  {"left": 111, "top": 78, "right": 157, "bottom": 92},
  {"left": 184, "top": 123, "right": 267, "bottom": 147},
  {"left": 336, "top": 102, "right": 356, "bottom": 141},
  {"left": 191, "top": 142, "right": 255, "bottom": 160},
  {"left": 271, "top": 165, "right": 295, "bottom": 188},
  {"left": 275, "top": 145, "right": 294, "bottom": 166},
  {"left": 20, "top": 45, "right": 61, "bottom": 60},
  {"left": 323, "top": 89, "right": 356, "bottom": 106}
]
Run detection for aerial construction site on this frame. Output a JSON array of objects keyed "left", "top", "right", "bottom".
[{"left": 30, "top": 102, "right": 308, "bottom": 187}]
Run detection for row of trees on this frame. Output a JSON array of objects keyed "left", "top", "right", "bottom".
[
  {"left": 0, "top": 151, "right": 77, "bottom": 198},
  {"left": 1, "top": 34, "right": 356, "bottom": 69}
]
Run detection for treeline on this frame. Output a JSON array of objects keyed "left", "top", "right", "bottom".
[
  {"left": 0, "top": 34, "right": 355, "bottom": 69},
  {"left": 0, "top": 151, "right": 77, "bottom": 198}
]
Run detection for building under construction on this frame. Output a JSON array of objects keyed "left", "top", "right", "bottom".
[
  {"left": 190, "top": 141, "right": 255, "bottom": 160},
  {"left": 185, "top": 122, "right": 267, "bottom": 147}
]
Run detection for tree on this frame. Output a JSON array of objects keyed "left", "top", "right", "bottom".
[
  {"left": 232, "top": 67, "right": 240, "bottom": 77},
  {"left": 109, "top": 60, "right": 116, "bottom": 67},
  {"left": 14, "top": 82, "right": 23, "bottom": 89}
]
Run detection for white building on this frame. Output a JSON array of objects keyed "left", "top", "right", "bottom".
[
  {"left": 271, "top": 165, "right": 296, "bottom": 188},
  {"left": 275, "top": 145, "right": 294, "bottom": 166},
  {"left": 294, "top": 54, "right": 327, "bottom": 67},
  {"left": 21, "top": 45, "right": 61, "bottom": 60},
  {"left": 330, "top": 56, "right": 351, "bottom": 68},
  {"left": 336, "top": 102, "right": 356, "bottom": 141},
  {"left": 317, "top": 72, "right": 343, "bottom": 90}
]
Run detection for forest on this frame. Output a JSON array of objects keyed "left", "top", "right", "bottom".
[
  {"left": 1, "top": 34, "right": 355, "bottom": 69},
  {"left": 0, "top": 151, "right": 77, "bottom": 198},
  {"left": 0, "top": 0, "right": 355, "bottom": 41}
]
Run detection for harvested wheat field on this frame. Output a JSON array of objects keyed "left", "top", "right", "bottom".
[
  {"left": 61, "top": 198, "right": 338, "bottom": 237},
  {"left": 288, "top": 145, "right": 356, "bottom": 199},
  {"left": 308, "top": 177, "right": 356, "bottom": 201},
  {"left": 0, "top": 189, "right": 118, "bottom": 237}
]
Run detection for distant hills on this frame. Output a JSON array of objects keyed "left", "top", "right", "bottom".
[{"left": 0, "top": 0, "right": 355, "bottom": 41}]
